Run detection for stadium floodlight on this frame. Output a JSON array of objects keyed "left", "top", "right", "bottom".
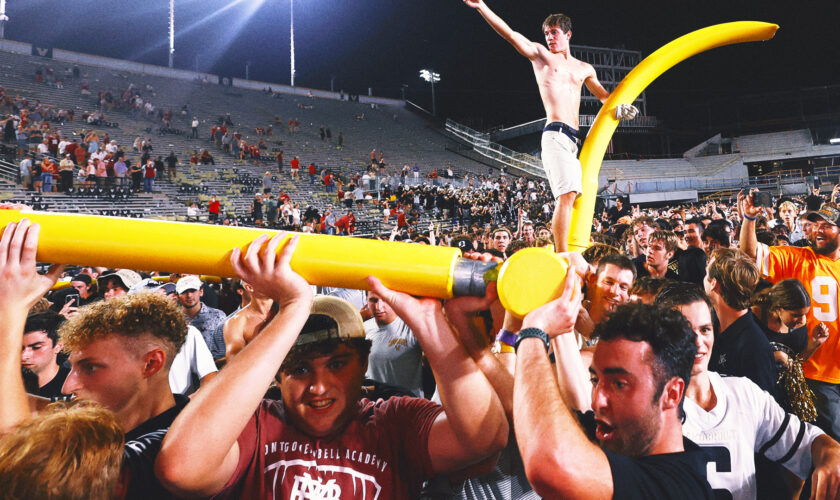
[
  {"left": 419, "top": 69, "right": 440, "bottom": 117},
  {"left": 168, "top": 0, "right": 175, "bottom": 68},
  {"left": 830, "top": 138, "right": 840, "bottom": 145},
  {"left": 0, "top": 0, "right": 8, "bottom": 39},
  {"left": 290, "top": 0, "right": 295, "bottom": 87}
]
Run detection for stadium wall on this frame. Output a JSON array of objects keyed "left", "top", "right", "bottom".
[{"left": 0, "top": 39, "right": 30, "bottom": 55}]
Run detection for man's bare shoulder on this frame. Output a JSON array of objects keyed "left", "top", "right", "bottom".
[{"left": 226, "top": 308, "right": 263, "bottom": 328}]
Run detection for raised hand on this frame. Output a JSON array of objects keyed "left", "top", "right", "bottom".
[
  {"left": 520, "top": 264, "right": 582, "bottom": 337},
  {"left": 230, "top": 232, "right": 312, "bottom": 310},
  {"left": 812, "top": 322, "right": 829, "bottom": 347},
  {"left": 739, "top": 189, "right": 762, "bottom": 220},
  {"left": 0, "top": 219, "right": 64, "bottom": 317},
  {"left": 366, "top": 275, "right": 443, "bottom": 343},
  {"left": 58, "top": 298, "right": 79, "bottom": 320}
]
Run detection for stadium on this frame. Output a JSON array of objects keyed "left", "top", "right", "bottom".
[{"left": 2, "top": 1, "right": 840, "bottom": 499}]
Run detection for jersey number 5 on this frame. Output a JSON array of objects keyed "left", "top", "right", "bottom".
[{"left": 701, "top": 445, "right": 733, "bottom": 500}]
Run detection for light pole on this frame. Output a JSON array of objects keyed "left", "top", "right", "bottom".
[
  {"left": 290, "top": 0, "right": 296, "bottom": 87},
  {"left": 0, "top": 0, "right": 8, "bottom": 40},
  {"left": 168, "top": 0, "right": 175, "bottom": 68},
  {"left": 419, "top": 69, "right": 440, "bottom": 117}
]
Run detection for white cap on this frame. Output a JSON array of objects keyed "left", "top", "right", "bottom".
[{"left": 175, "top": 275, "right": 202, "bottom": 294}]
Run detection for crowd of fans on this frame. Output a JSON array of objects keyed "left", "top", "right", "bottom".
[
  {"left": 3, "top": 180, "right": 840, "bottom": 499},
  {"left": 5, "top": 62, "right": 840, "bottom": 500}
]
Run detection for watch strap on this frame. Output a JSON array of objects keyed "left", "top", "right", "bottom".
[{"left": 515, "top": 327, "right": 550, "bottom": 352}]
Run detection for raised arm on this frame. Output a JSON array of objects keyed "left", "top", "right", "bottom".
[
  {"left": 0, "top": 219, "right": 64, "bottom": 433},
  {"left": 464, "top": 0, "right": 542, "bottom": 60},
  {"left": 367, "top": 275, "right": 508, "bottom": 474},
  {"left": 156, "top": 233, "right": 313, "bottom": 497},
  {"left": 550, "top": 332, "right": 593, "bottom": 412},
  {"left": 443, "top": 279, "right": 515, "bottom": 420},
  {"left": 513, "top": 268, "right": 613, "bottom": 499},
  {"left": 739, "top": 189, "right": 761, "bottom": 259}
]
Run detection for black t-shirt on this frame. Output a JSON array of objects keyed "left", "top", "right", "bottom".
[
  {"left": 576, "top": 411, "right": 714, "bottom": 500},
  {"left": 676, "top": 246, "right": 707, "bottom": 286},
  {"left": 632, "top": 254, "right": 646, "bottom": 275},
  {"left": 121, "top": 394, "right": 189, "bottom": 500},
  {"left": 35, "top": 365, "right": 70, "bottom": 400},
  {"left": 608, "top": 206, "right": 631, "bottom": 224},
  {"left": 607, "top": 443, "right": 715, "bottom": 500},
  {"left": 709, "top": 312, "right": 778, "bottom": 397},
  {"left": 763, "top": 324, "right": 809, "bottom": 354}
]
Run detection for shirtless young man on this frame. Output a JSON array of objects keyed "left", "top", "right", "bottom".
[
  {"left": 223, "top": 281, "right": 276, "bottom": 360},
  {"left": 465, "top": 0, "right": 637, "bottom": 252}
]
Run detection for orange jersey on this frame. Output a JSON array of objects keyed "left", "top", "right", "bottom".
[{"left": 756, "top": 243, "right": 840, "bottom": 383}]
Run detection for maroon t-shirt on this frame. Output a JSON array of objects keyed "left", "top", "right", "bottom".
[{"left": 212, "top": 397, "right": 443, "bottom": 500}]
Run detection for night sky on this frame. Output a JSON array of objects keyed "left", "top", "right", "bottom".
[{"left": 6, "top": 0, "right": 840, "bottom": 130}]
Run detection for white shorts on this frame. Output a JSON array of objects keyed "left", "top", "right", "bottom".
[{"left": 541, "top": 130, "right": 582, "bottom": 198}]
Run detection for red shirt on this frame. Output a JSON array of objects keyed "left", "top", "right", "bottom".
[
  {"left": 209, "top": 200, "right": 220, "bottom": 215},
  {"left": 290, "top": 158, "right": 300, "bottom": 170},
  {"left": 74, "top": 147, "right": 87, "bottom": 164},
  {"left": 336, "top": 215, "right": 349, "bottom": 232},
  {"left": 213, "top": 397, "right": 442, "bottom": 500},
  {"left": 41, "top": 160, "right": 57, "bottom": 174},
  {"left": 308, "top": 163, "right": 315, "bottom": 175}
]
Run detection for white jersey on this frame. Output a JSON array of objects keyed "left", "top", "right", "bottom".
[
  {"left": 683, "top": 371, "right": 823, "bottom": 500},
  {"left": 169, "top": 325, "right": 218, "bottom": 395}
]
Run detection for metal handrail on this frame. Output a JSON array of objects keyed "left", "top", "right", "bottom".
[
  {"left": 0, "top": 159, "right": 20, "bottom": 183},
  {"left": 445, "top": 120, "right": 545, "bottom": 178}
]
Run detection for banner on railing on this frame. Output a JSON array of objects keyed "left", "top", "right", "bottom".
[{"left": 32, "top": 46, "right": 53, "bottom": 59}]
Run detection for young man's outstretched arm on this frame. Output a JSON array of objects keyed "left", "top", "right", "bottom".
[
  {"left": 156, "top": 233, "right": 313, "bottom": 497},
  {"left": 464, "top": 0, "right": 542, "bottom": 60}
]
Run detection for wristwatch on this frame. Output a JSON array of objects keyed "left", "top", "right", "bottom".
[{"left": 515, "top": 327, "right": 550, "bottom": 353}]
